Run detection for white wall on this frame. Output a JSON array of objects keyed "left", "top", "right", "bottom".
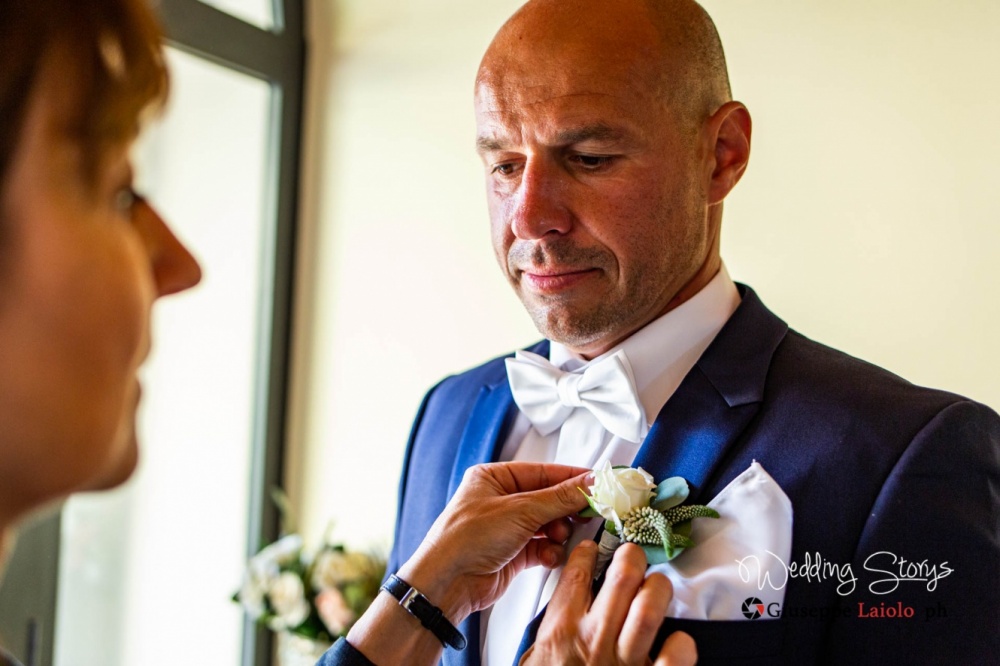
[{"left": 287, "top": 0, "right": 1000, "bottom": 549}]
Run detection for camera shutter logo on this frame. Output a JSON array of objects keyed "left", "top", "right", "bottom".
[{"left": 742, "top": 597, "right": 765, "bottom": 620}]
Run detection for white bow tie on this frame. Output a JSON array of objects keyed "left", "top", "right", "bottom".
[{"left": 505, "top": 349, "right": 648, "bottom": 443}]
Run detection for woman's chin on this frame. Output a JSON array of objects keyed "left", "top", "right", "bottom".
[{"left": 82, "top": 431, "right": 140, "bottom": 492}]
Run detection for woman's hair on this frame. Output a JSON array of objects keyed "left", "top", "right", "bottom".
[{"left": 0, "top": 0, "right": 169, "bottom": 187}]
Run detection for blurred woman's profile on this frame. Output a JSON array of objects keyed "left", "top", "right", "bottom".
[{"left": 0, "top": 3, "right": 200, "bottom": 658}]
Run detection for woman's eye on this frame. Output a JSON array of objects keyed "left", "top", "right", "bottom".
[{"left": 113, "top": 186, "right": 144, "bottom": 215}]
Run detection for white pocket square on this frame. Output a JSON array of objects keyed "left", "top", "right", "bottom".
[{"left": 649, "top": 461, "right": 793, "bottom": 620}]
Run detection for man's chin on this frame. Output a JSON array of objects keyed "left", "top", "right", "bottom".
[{"left": 530, "top": 306, "right": 618, "bottom": 354}]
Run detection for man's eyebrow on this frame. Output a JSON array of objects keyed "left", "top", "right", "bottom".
[
  {"left": 476, "top": 124, "right": 630, "bottom": 153},
  {"left": 554, "top": 124, "right": 628, "bottom": 145},
  {"left": 476, "top": 136, "right": 505, "bottom": 153}
]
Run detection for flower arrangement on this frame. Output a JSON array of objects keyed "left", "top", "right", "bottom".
[
  {"left": 580, "top": 461, "right": 719, "bottom": 564},
  {"left": 233, "top": 513, "right": 385, "bottom": 643}
]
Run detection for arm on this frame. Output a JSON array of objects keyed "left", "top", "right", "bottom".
[{"left": 325, "top": 462, "right": 591, "bottom": 666}]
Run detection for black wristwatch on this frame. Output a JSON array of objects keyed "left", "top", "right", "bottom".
[{"left": 380, "top": 574, "right": 467, "bottom": 650}]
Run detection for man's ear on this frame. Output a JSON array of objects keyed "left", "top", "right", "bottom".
[{"left": 706, "top": 101, "right": 752, "bottom": 205}]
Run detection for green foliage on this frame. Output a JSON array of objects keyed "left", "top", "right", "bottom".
[
  {"left": 663, "top": 504, "right": 719, "bottom": 524},
  {"left": 651, "top": 476, "right": 689, "bottom": 511},
  {"left": 578, "top": 488, "right": 602, "bottom": 517}
]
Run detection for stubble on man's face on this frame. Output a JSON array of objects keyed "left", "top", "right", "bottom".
[{"left": 500, "top": 185, "right": 705, "bottom": 356}]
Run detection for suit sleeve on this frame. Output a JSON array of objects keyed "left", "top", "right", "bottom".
[
  {"left": 385, "top": 380, "right": 444, "bottom": 577},
  {"left": 824, "top": 399, "right": 1000, "bottom": 663}
]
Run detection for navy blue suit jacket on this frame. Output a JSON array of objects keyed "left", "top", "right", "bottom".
[{"left": 381, "top": 285, "right": 999, "bottom": 665}]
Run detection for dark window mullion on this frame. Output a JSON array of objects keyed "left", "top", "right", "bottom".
[
  {"left": 155, "top": 2, "right": 305, "bottom": 666},
  {"left": 157, "top": 0, "right": 301, "bottom": 82}
]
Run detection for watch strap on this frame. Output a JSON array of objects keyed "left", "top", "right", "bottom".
[{"left": 381, "top": 574, "right": 467, "bottom": 650}]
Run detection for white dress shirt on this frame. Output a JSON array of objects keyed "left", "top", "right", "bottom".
[{"left": 481, "top": 265, "right": 742, "bottom": 665}]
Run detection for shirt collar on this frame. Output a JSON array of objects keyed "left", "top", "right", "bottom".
[{"left": 549, "top": 263, "right": 741, "bottom": 423}]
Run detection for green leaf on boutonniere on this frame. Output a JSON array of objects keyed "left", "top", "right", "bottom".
[
  {"left": 578, "top": 488, "right": 602, "bottom": 517},
  {"left": 651, "top": 476, "right": 689, "bottom": 511},
  {"left": 646, "top": 532, "right": 697, "bottom": 563},
  {"left": 642, "top": 545, "right": 672, "bottom": 565},
  {"left": 670, "top": 533, "right": 695, "bottom": 549}
]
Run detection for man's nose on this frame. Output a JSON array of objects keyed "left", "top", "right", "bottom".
[
  {"left": 509, "top": 158, "right": 573, "bottom": 240},
  {"left": 134, "top": 200, "right": 202, "bottom": 297}
]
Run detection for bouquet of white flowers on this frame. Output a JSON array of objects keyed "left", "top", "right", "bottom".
[{"left": 233, "top": 518, "right": 385, "bottom": 642}]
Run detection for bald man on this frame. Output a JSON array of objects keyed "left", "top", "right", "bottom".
[{"left": 379, "top": 1, "right": 1000, "bottom": 665}]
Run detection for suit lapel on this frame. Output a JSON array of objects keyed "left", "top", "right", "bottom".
[
  {"left": 446, "top": 382, "right": 515, "bottom": 499},
  {"left": 442, "top": 384, "right": 513, "bottom": 666},
  {"left": 446, "top": 341, "right": 549, "bottom": 499},
  {"left": 633, "top": 285, "right": 788, "bottom": 501},
  {"left": 632, "top": 369, "right": 760, "bottom": 501}
]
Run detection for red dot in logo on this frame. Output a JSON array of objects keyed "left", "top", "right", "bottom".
[{"left": 742, "top": 597, "right": 764, "bottom": 620}]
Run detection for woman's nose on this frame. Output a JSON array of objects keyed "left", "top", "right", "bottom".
[{"left": 133, "top": 199, "right": 202, "bottom": 297}]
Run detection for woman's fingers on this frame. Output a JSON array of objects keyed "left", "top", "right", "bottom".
[
  {"left": 616, "top": 572, "right": 672, "bottom": 664},
  {"left": 527, "top": 540, "right": 699, "bottom": 666},
  {"left": 544, "top": 540, "right": 598, "bottom": 620},
  {"left": 587, "top": 543, "right": 648, "bottom": 657},
  {"left": 654, "top": 631, "right": 698, "bottom": 666},
  {"left": 537, "top": 516, "right": 574, "bottom": 544},
  {"left": 520, "top": 538, "right": 566, "bottom": 570}
]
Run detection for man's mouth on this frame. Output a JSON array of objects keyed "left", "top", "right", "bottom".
[{"left": 521, "top": 267, "right": 598, "bottom": 293}]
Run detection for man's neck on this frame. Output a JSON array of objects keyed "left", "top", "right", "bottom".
[
  {"left": 546, "top": 262, "right": 740, "bottom": 451},
  {"left": 566, "top": 260, "right": 723, "bottom": 360}
]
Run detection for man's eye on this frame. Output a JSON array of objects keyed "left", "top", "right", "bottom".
[
  {"left": 491, "top": 163, "right": 518, "bottom": 176},
  {"left": 572, "top": 154, "right": 614, "bottom": 169}
]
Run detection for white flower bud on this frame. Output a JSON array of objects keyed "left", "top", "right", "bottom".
[{"left": 587, "top": 460, "right": 655, "bottom": 533}]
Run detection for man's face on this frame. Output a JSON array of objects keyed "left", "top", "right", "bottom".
[{"left": 475, "top": 13, "right": 717, "bottom": 358}]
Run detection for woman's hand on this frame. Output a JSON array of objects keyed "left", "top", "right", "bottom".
[
  {"left": 344, "top": 462, "right": 591, "bottom": 666},
  {"left": 522, "top": 541, "right": 697, "bottom": 666},
  {"left": 398, "top": 461, "right": 592, "bottom": 621}
]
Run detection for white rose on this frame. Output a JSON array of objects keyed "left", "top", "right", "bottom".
[
  {"left": 236, "top": 570, "right": 269, "bottom": 619},
  {"left": 267, "top": 571, "right": 310, "bottom": 630},
  {"left": 248, "top": 534, "right": 303, "bottom": 590},
  {"left": 251, "top": 534, "right": 303, "bottom": 570},
  {"left": 588, "top": 460, "right": 655, "bottom": 533}
]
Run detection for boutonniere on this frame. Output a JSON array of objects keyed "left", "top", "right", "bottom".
[{"left": 580, "top": 460, "right": 719, "bottom": 564}]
